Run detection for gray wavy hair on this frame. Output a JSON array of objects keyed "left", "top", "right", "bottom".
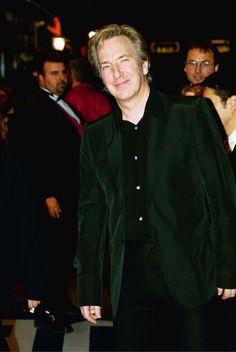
[{"left": 87, "top": 23, "right": 152, "bottom": 83}]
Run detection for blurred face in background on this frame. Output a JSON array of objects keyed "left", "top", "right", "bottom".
[
  {"left": 203, "top": 87, "right": 233, "bottom": 128},
  {"left": 0, "top": 89, "right": 8, "bottom": 110},
  {"left": 184, "top": 48, "right": 219, "bottom": 84},
  {"left": 39, "top": 61, "right": 68, "bottom": 96}
]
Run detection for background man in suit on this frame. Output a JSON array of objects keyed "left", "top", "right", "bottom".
[
  {"left": 9, "top": 50, "right": 81, "bottom": 333},
  {"left": 76, "top": 24, "right": 236, "bottom": 351},
  {"left": 0, "top": 138, "right": 44, "bottom": 350},
  {"left": 199, "top": 72, "right": 236, "bottom": 351}
]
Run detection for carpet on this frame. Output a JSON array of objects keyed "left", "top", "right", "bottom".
[{"left": 1, "top": 316, "right": 114, "bottom": 352}]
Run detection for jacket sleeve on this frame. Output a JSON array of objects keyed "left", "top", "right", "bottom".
[{"left": 76, "top": 127, "right": 108, "bottom": 306}]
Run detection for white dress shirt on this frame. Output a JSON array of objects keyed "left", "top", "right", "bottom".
[{"left": 228, "top": 129, "right": 236, "bottom": 151}]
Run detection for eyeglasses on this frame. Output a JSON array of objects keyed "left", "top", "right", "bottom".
[{"left": 186, "top": 60, "right": 215, "bottom": 70}]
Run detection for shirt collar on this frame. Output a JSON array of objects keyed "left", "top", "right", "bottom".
[
  {"left": 41, "top": 88, "right": 60, "bottom": 101},
  {"left": 228, "top": 129, "right": 236, "bottom": 151}
]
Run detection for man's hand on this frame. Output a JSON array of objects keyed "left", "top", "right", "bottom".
[
  {"left": 80, "top": 306, "right": 102, "bottom": 324},
  {"left": 27, "top": 299, "right": 41, "bottom": 313},
  {"left": 217, "top": 288, "right": 236, "bottom": 300},
  {"left": 45, "top": 196, "right": 62, "bottom": 218}
]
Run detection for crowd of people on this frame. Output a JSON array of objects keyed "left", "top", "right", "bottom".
[
  {"left": 0, "top": 49, "right": 114, "bottom": 346},
  {"left": 1, "top": 23, "right": 236, "bottom": 351}
]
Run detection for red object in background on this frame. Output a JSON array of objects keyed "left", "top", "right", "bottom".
[
  {"left": 80, "top": 45, "right": 88, "bottom": 58},
  {"left": 47, "top": 17, "right": 62, "bottom": 37}
]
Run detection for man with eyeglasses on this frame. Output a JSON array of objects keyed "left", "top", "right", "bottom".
[{"left": 181, "top": 40, "right": 219, "bottom": 95}]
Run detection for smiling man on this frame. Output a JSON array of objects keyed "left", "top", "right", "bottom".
[{"left": 76, "top": 24, "right": 236, "bottom": 351}]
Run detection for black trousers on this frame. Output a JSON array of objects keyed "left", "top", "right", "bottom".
[
  {"left": 39, "top": 201, "right": 78, "bottom": 313},
  {"left": 114, "top": 242, "right": 214, "bottom": 351},
  {"left": 208, "top": 294, "right": 236, "bottom": 351}
]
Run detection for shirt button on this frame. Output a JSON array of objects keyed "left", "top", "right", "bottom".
[
  {"left": 138, "top": 217, "right": 143, "bottom": 221},
  {"left": 134, "top": 155, "right": 138, "bottom": 160},
  {"left": 136, "top": 185, "right": 141, "bottom": 190},
  {"left": 134, "top": 126, "right": 138, "bottom": 130}
]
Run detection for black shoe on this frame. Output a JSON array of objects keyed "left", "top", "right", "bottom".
[{"left": 34, "top": 307, "right": 66, "bottom": 334}]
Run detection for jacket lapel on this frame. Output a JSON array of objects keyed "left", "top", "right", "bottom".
[
  {"left": 106, "top": 113, "right": 125, "bottom": 197},
  {"left": 145, "top": 89, "right": 169, "bottom": 199},
  {"left": 108, "top": 129, "right": 124, "bottom": 186},
  {"left": 147, "top": 115, "right": 166, "bottom": 199}
]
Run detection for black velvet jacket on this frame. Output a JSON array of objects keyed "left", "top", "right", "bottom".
[{"left": 77, "top": 87, "right": 236, "bottom": 318}]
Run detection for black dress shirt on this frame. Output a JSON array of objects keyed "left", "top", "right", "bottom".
[{"left": 117, "top": 114, "right": 151, "bottom": 242}]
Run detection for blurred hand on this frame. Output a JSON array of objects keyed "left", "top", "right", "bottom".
[
  {"left": 27, "top": 299, "right": 41, "bottom": 313},
  {"left": 45, "top": 196, "right": 62, "bottom": 218}
]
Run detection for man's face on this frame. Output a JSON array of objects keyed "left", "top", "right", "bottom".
[
  {"left": 0, "top": 89, "right": 8, "bottom": 109},
  {"left": 184, "top": 48, "right": 219, "bottom": 84},
  {"left": 97, "top": 35, "right": 149, "bottom": 103},
  {"left": 39, "top": 61, "right": 68, "bottom": 95}
]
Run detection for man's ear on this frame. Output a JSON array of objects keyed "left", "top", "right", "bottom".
[
  {"left": 214, "top": 64, "right": 219, "bottom": 73},
  {"left": 142, "top": 60, "right": 149, "bottom": 75},
  {"left": 38, "top": 73, "right": 44, "bottom": 86},
  {"left": 229, "top": 96, "right": 236, "bottom": 113}
]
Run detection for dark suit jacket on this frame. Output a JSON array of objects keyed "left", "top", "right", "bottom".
[
  {"left": 8, "top": 89, "right": 81, "bottom": 281},
  {"left": 9, "top": 89, "right": 81, "bottom": 206},
  {"left": 230, "top": 147, "right": 236, "bottom": 179},
  {"left": 77, "top": 87, "right": 236, "bottom": 318},
  {"left": 0, "top": 140, "right": 44, "bottom": 301}
]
